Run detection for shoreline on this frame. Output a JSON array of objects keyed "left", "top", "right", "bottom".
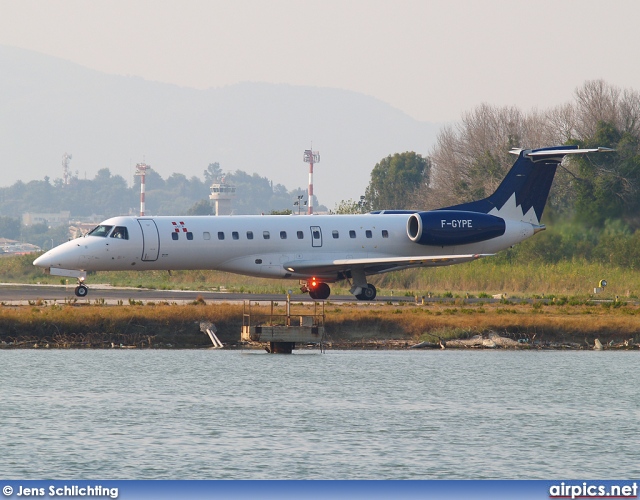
[{"left": 1, "top": 299, "right": 639, "bottom": 351}]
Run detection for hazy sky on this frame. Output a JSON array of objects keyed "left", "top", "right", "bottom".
[{"left": 2, "top": 0, "right": 639, "bottom": 122}]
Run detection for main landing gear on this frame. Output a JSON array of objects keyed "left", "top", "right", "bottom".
[
  {"left": 74, "top": 278, "right": 89, "bottom": 297},
  {"left": 347, "top": 268, "right": 377, "bottom": 301},
  {"left": 354, "top": 284, "right": 377, "bottom": 301},
  {"left": 300, "top": 279, "right": 377, "bottom": 301},
  {"left": 301, "top": 280, "right": 331, "bottom": 300}
]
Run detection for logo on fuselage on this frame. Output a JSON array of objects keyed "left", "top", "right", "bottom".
[{"left": 172, "top": 221, "right": 189, "bottom": 233}]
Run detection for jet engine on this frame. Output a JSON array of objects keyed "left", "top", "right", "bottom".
[{"left": 407, "top": 210, "right": 506, "bottom": 246}]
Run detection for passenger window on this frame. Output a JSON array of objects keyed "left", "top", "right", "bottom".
[
  {"left": 232, "top": 231, "right": 239, "bottom": 240},
  {"left": 218, "top": 232, "right": 225, "bottom": 240},
  {"left": 312, "top": 230, "right": 320, "bottom": 240},
  {"left": 280, "top": 231, "right": 287, "bottom": 239},
  {"left": 332, "top": 230, "right": 339, "bottom": 239},
  {"left": 88, "top": 225, "right": 113, "bottom": 237},
  {"left": 382, "top": 230, "right": 389, "bottom": 238},
  {"left": 297, "top": 231, "right": 304, "bottom": 239},
  {"left": 187, "top": 232, "right": 194, "bottom": 240},
  {"left": 366, "top": 230, "right": 372, "bottom": 238},
  {"left": 247, "top": 231, "right": 254, "bottom": 240},
  {"left": 263, "top": 231, "right": 270, "bottom": 239},
  {"left": 203, "top": 232, "right": 211, "bottom": 240},
  {"left": 110, "top": 226, "right": 129, "bottom": 239},
  {"left": 172, "top": 233, "right": 179, "bottom": 241},
  {"left": 349, "top": 230, "right": 356, "bottom": 238}
]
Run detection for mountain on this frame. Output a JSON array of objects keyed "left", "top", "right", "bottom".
[{"left": 0, "top": 45, "right": 440, "bottom": 209}]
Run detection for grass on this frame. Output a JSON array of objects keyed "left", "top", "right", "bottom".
[
  {"left": 2, "top": 300, "right": 639, "bottom": 348},
  {"left": 4, "top": 252, "right": 639, "bottom": 300}
]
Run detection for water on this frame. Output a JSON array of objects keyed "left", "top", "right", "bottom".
[{"left": 1, "top": 349, "right": 638, "bottom": 479}]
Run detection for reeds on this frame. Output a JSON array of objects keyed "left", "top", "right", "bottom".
[{"left": 2, "top": 300, "right": 637, "bottom": 348}]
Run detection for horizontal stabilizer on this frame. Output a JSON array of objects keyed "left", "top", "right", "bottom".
[
  {"left": 510, "top": 146, "right": 615, "bottom": 161},
  {"left": 444, "top": 145, "right": 614, "bottom": 225}
]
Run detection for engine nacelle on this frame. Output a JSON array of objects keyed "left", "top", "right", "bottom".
[{"left": 407, "top": 210, "right": 506, "bottom": 246}]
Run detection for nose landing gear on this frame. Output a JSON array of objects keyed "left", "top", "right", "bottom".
[{"left": 74, "top": 278, "right": 89, "bottom": 297}]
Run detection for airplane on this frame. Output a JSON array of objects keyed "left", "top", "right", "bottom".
[{"left": 33, "top": 145, "right": 612, "bottom": 300}]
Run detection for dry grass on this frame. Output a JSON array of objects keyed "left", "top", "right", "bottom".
[
  {"left": 2, "top": 298, "right": 639, "bottom": 348},
  {"left": 372, "top": 259, "right": 640, "bottom": 298},
  {"left": 325, "top": 300, "right": 640, "bottom": 345}
]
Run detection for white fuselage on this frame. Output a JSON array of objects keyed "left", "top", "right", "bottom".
[{"left": 34, "top": 213, "right": 534, "bottom": 281}]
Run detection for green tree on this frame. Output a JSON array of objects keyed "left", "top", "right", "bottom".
[
  {"left": 186, "top": 199, "right": 214, "bottom": 215},
  {"left": 0, "top": 216, "right": 21, "bottom": 239},
  {"left": 364, "top": 152, "right": 430, "bottom": 210},
  {"left": 570, "top": 121, "right": 640, "bottom": 228},
  {"left": 203, "top": 162, "right": 223, "bottom": 185},
  {"left": 334, "top": 198, "right": 366, "bottom": 214}
]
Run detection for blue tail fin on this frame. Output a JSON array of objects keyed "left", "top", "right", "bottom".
[{"left": 440, "top": 146, "right": 610, "bottom": 224}]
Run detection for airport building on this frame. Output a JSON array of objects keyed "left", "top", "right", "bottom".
[
  {"left": 22, "top": 211, "right": 71, "bottom": 227},
  {"left": 209, "top": 177, "right": 236, "bottom": 216}
]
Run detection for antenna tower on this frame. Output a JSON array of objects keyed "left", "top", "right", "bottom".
[
  {"left": 303, "top": 147, "right": 320, "bottom": 214},
  {"left": 62, "top": 153, "right": 73, "bottom": 185},
  {"left": 135, "top": 162, "right": 152, "bottom": 216}
]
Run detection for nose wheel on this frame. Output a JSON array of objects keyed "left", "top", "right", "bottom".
[{"left": 74, "top": 280, "right": 89, "bottom": 297}]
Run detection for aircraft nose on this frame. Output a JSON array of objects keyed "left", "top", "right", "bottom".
[
  {"left": 33, "top": 253, "right": 51, "bottom": 268},
  {"left": 33, "top": 240, "right": 82, "bottom": 269}
]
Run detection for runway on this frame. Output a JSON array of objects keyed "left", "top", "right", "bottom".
[
  {"left": 0, "top": 283, "right": 415, "bottom": 305},
  {"left": 2, "top": 284, "right": 561, "bottom": 306}
]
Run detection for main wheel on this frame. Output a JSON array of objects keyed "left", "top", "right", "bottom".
[
  {"left": 356, "top": 284, "right": 377, "bottom": 301},
  {"left": 308, "top": 282, "right": 331, "bottom": 300},
  {"left": 75, "top": 284, "right": 88, "bottom": 297},
  {"left": 315, "top": 282, "right": 331, "bottom": 300}
]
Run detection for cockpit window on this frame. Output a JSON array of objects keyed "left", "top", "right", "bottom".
[
  {"left": 88, "top": 225, "right": 113, "bottom": 237},
  {"left": 110, "top": 226, "right": 129, "bottom": 240}
]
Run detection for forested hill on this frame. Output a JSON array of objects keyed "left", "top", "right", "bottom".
[
  {"left": 0, "top": 45, "right": 439, "bottom": 209},
  {"left": 0, "top": 164, "right": 315, "bottom": 220}
]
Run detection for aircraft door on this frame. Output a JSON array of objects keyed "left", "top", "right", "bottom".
[
  {"left": 310, "top": 226, "right": 322, "bottom": 248},
  {"left": 138, "top": 219, "right": 160, "bottom": 261}
]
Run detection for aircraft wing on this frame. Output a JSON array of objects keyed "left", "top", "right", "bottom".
[{"left": 282, "top": 253, "right": 492, "bottom": 276}]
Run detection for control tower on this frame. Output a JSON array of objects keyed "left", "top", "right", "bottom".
[{"left": 209, "top": 177, "right": 236, "bottom": 216}]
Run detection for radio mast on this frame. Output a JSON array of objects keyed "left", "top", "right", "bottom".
[
  {"left": 62, "top": 153, "right": 72, "bottom": 185},
  {"left": 303, "top": 147, "right": 320, "bottom": 214},
  {"left": 135, "top": 162, "right": 152, "bottom": 216}
]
